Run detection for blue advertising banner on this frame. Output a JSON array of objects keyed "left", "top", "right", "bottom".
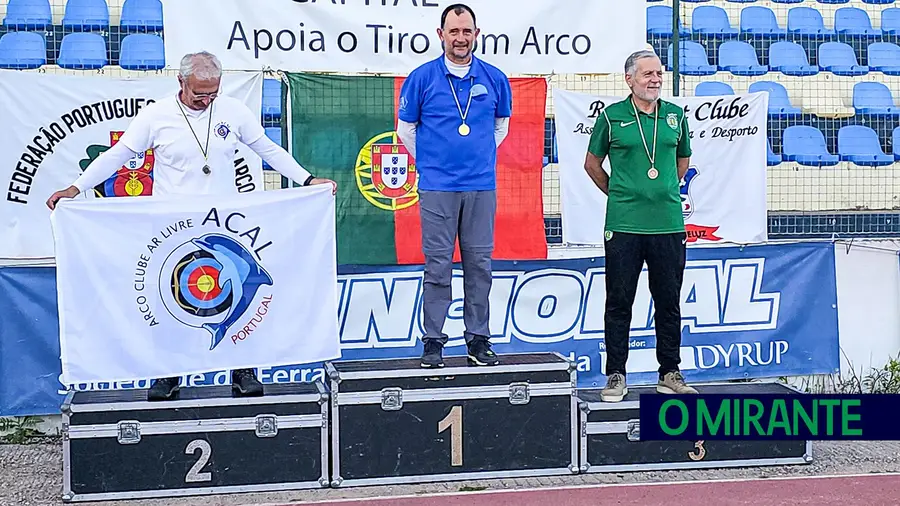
[{"left": 0, "top": 241, "right": 840, "bottom": 417}]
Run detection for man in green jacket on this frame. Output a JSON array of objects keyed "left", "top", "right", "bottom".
[{"left": 583, "top": 49, "right": 698, "bottom": 402}]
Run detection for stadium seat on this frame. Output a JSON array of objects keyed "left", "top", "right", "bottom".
[
  {"left": 852, "top": 82, "right": 899, "bottom": 116},
  {"left": 782, "top": 125, "right": 839, "bottom": 166},
  {"left": 262, "top": 79, "right": 282, "bottom": 121},
  {"left": 787, "top": 7, "right": 836, "bottom": 37},
  {"left": 834, "top": 7, "right": 880, "bottom": 37},
  {"left": 118, "top": 34, "right": 164, "bottom": 70},
  {"left": 695, "top": 81, "right": 734, "bottom": 96},
  {"left": 882, "top": 9, "right": 900, "bottom": 36},
  {"left": 62, "top": 0, "right": 110, "bottom": 31},
  {"left": 767, "top": 138, "right": 782, "bottom": 166},
  {"left": 666, "top": 41, "right": 717, "bottom": 75},
  {"left": 0, "top": 31, "right": 46, "bottom": 69},
  {"left": 691, "top": 6, "right": 740, "bottom": 36},
  {"left": 818, "top": 42, "right": 869, "bottom": 76},
  {"left": 648, "top": 6, "right": 689, "bottom": 37},
  {"left": 120, "top": 0, "right": 164, "bottom": 32},
  {"left": 863, "top": 0, "right": 895, "bottom": 4},
  {"left": 838, "top": 125, "right": 893, "bottom": 166},
  {"left": 867, "top": 42, "right": 900, "bottom": 75},
  {"left": 894, "top": 127, "right": 900, "bottom": 160},
  {"left": 717, "top": 40, "right": 768, "bottom": 75},
  {"left": 3, "top": 0, "right": 51, "bottom": 30},
  {"left": 748, "top": 81, "right": 803, "bottom": 117},
  {"left": 56, "top": 33, "right": 107, "bottom": 69},
  {"left": 771, "top": 0, "right": 805, "bottom": 3},
  {"left": 769, "top": 41, "right": 819, "bottom": 75},
  {"left": 740, "top": 6, "right": 785, "bottom": 37}
]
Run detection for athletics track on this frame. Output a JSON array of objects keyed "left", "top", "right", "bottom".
[{"left": 283, "top": 473, "right": 900, "bottom": 506}]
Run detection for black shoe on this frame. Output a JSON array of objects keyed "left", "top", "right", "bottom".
[
  {"left": 232, "top": 368, "right": 264, "bottom": 397},
  {"left": 467, "top": 338, "right": 499, "bottom": 366},
  {"left": 147, "top": 377, "right": 180, "bottom": 401},
  {"left": 421, "top": 340, "right": 444, "bottom": 368}
]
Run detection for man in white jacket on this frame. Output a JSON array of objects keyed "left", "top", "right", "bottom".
[{"left": 47, "top": 51, "right": 336, "bottom": 401}]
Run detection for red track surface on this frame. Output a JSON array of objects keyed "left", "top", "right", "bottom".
[{"left": 288, "top": 474, "right": 900, "bottom": 506}]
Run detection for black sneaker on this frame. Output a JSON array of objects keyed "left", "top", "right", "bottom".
[
  {"left": 232, "top": 368, "right": 264, "bottom": 397},
  {"left": 147, "top": 377, "right": 180, "bottom": 401},
  {"left": 420, "top": 340, "right": 444, "bottom": 368},
  {"left": 467, "top": 338, "right": 499, "bottom": 366}
]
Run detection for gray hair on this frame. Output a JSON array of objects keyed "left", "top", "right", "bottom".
[
  {"left": 179, "top": 52, "right": 222, "bottom": 80},
  {"left": 624, "top": 49, "right": 658, "bottom": 76}
]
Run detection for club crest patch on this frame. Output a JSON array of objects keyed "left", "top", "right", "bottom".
[{"left": 667, "top": 113, "right": 679, "bottom": 130}]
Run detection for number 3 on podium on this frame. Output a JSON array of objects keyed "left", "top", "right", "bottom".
[{"left": 437, "top": 405, "right": 463, "bottom": 467}]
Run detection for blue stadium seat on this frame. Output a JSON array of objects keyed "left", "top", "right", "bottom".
[
  {"left": 120, "top": 0, "right": 163, "bottom": 32},
  {"left": 817, "top": 0, "right": 850, "bottom": 4},
  {"left": 62, "top": 0, "right": 110, "bottom": 31},
  {"left": 769, "top": 41, "right": 819, "bottom": 75},
  {"left": 748, "top": 81, "right": 802, "bottom": 117},
  {"left": 834, "top": 7, "right": 880, "bottom": 37},
  {"left": 56, "top": 33, "right": 107, "bottom": 69},
  {"left": 695, "top": 81, "right": 734, "bottom": 96},
  {"left": 740, "top": 6, "right": 785, "bottom": 37},
  {"left": 863, "top": 0, "right": 895, "bottom": 4},
  {"left": 118, "top": 34, "right": 164, "bottom": 70},
  {"left": 262, "top": 79, "right": 282, "bottom": 121},
  {"left": 648, "top": 6, "right": 689, "bottom": 37},
  {"left": 894, "top": 127, "right": 900, "bottom": 160},
  {"left": 3, "top": 0, "right": 51, "bottom": 30},
  {"left": 666, "top": 41, "right": 717, "bottom": 75},
  {"left": 868, "top": 42, "right": 900, "bottom": 74},
  {"left": 852, "top": 82, "right": 899, "bottom": 116},
  {"left": 771, "top": 0, "right": 804, "bottom": 3},
  {"left": 0, "top": 31, "right": 46, "bottom": 69},
  {"left": 818, "top": 42, "right": 869, "bottom": 75},
  {"left": 767, "top": 138, "right": 782, "bottom": 166},
  {"left": 787, "top": 7, "right": 835, "bottom": 37},
  {"left": 263, "top": 127, "right": 282, "bottom": 169},
  {"left": 882, "top": 8, "right": 900, "bottom": 35},
  {"left": 838, "top": 125, "right": 893, "bottom": 166},
  {"left": 717, "top": 40, "right": 767, "bottom": 75},
  {"left": 782, "top": 126, "right": 839, "bottom": 166},
  {"left": 691, "top": 6, "right": 740, "bottom": 36}
]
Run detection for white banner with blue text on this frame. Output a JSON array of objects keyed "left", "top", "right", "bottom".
[
  {"left": 0, "top": 70, "right": 265, "bottom": 260},
  {"left": 160, "top": 0, "right": 647, "bottom": 75},
  {"left": 50, "top": 186, "right": 341, "bottom": 384},
  {"left": 553, "top": 88, "right": 769, "bottom": 246}
]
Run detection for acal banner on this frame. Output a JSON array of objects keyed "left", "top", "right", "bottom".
[
  {"left": 0, "top": 70, "right": 265, "bottom": 260},
  {"left": 0, "top": 241, "right": 839, "bottom": 416},
  {"left": 160, "top": 0, "right": 646, "bottom": 75},
  {"left": 553, "top": 88, "right": 770, "bottom": 246}
]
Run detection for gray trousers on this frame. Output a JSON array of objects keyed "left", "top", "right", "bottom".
[{"left": 419, "top": 190, "right": 496, "bottom": 345}]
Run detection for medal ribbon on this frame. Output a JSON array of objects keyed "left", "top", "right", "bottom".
[
  {"left": 631, "top": 96, "right": 658, "bottom": 171},
  {"left": 448, "top": 76, "right": 474, "bottom": 129},
  {"left": 177, "top": 97, "right": 213, "bottom": 174}
]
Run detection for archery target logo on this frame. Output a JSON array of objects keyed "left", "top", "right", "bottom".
[{"left": 158, "top": 233, "right": 273, "bottom": 350}]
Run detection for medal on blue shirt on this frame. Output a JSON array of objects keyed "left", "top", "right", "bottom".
[{"left": 449, "top": 76, "right": 474, "bottom": 137}]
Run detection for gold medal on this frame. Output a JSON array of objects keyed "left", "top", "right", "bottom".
[
  {"left": 448, "top": 76, "right": 474, "bottom": 139},
  {"left": 648, "top": 167, "right": 658, "bottom": 180}
]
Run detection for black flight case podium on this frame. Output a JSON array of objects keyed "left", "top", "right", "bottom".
[
  {"left": 61, "top": 382, "right": 330, "bottom": 502},
  {"left": 576, "top": 381, "right": 813, "bottom": 473},
  {"left": 325, "top": 351, "right": 579, "bottom": 487}
]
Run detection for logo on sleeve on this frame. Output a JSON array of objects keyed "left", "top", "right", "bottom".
[{"left": 215, "top": 122, "right": 231, "bottom": 139}]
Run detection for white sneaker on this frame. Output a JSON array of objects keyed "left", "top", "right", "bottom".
[
  {"left": 600, "top": 373, "right": 628, "bottom": 402},
  {"left": 657, "top": 371, "right": 698, "bottom": 394}
]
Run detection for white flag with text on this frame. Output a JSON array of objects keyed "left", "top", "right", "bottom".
[
  {"left": 553, "top": 88, "right": 769, "bottom": 246},
  {"left": 51, "top": 186, "right": 340, "bottom": 384}
]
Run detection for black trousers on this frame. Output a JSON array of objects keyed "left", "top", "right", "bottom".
[{"left": 604, "top": 231, "right": 686, "bottom": 378}]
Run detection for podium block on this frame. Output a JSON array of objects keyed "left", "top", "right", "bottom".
[
  {"left": 61, "top": 382, "right": 329, "bottom": 502},
  {"left": 325, "top": 352, "right": 578, "bottom": 487},
  {"left": 577, "top": 382, "right": 813, "bottom": 473}
]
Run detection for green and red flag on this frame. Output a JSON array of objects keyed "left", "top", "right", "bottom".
[{"left": 283, "top": 72, "right": 548, "bottom": 266}]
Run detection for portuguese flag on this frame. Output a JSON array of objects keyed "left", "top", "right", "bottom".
[{"left": 283, "top": 72, "right": 548, "bottom": 266}]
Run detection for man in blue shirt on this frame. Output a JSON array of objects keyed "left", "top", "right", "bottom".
[{"left": 397, "top": 3, "right": 512, "bottom": 368}]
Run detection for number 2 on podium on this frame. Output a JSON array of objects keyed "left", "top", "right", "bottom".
[{"left": 438, "top": 405, "right": 463, "bottom": 467}]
